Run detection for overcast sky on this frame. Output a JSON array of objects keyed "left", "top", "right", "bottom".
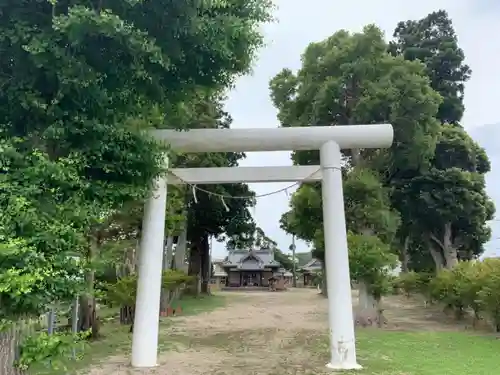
[{"left": 212, "top": 0, "right": 500, "bottom": 258}]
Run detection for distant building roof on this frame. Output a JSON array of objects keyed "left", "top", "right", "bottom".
[
  {"left": 222, "top": 249, "right": 281, "bottom": 269},
  {"left": 300, "top": 258, "right": 322, "bottom": 272}
]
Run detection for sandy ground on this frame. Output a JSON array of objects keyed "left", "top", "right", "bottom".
[{"left": 86, "top": 289, "right": 469, "bottom": 375}]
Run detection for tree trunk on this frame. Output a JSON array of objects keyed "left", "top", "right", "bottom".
[
  {"left": 400, "top": 236, "right": 410, "bottom": 272},
  {"left": 78, "top": 238, "right": 99, "bottom": 338},
  {"left": 429, "top": 223, "right": 458, "bottom": 270},
  {"left": 443, "top": 249, "right": 459, "bottom": 269},
  {"left": 116, "top": 237, "right": 138, "bottom": 326},
  {"left": 200, "top": 234, "right": 211, "bottom": 294},
  {"left": 320, "top": 260, "right": 327, "bottom": 297},
  {"left": 120, "top": 305, "right": 134, "bottom": 325},
  {"left": 129, "top": 232, "right": 139, "bottom": 273},
  {"left": 78, "top": 294, "right": 99, "bottom": 338},
  {"left": 429, "top": 242, "right": 445, "bottom": 271},
  {"left": 188, "top": 240, "right": 202, "bottom": 296},
  {"left": 358, "top": 281, "right": 376, "bottom": 313},
  {"left": 160, "top": 236, "right": 175, "bottom": 312},
  {"left": 174, "top": 227, "right": 188, "bottom": 271},
  {"left": 164, "top": 236, "right": 174, "bottom": 270},
  {"left": 442, "top": 223, "right": 458, "bottom": 268},
  {"left": 351, "top": 149, "right": 361, "bottom": 166},
  {"left": 375, "top": 298, "right": 386, "bottom": 328}
]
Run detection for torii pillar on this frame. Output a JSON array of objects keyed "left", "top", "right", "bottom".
[{"left": 131, "top": 124, "right": 393, "bottom": 370}]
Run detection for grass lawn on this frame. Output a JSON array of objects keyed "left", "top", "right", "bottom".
[
  {"left": 315, "top": 329, "right": 500, "bottom": 375},
  {"left": 31, "top": 294, "right": 227, "bottom": 375}
]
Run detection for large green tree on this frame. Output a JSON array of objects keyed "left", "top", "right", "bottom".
[
  {"left": 389, "top": 10, "right": 471, "bottom": 126},
  {"left": 270, "top": 25, "right": 440, "bottom": 171},
  {"left": 389, "top": 10, "right": 494, "bottom": 270},
  {"left": 168, "top": 90, "right": 257, "bottom": 294},
  {"left": 272, "top": 25, "right": 440, "bottom": 257},
  {"left": 392, "top": 125, "right": 494, "bottom": 270},
  {"left": 272, "top": 26, "right": 441, "bottom": 299},
  {"left": 0, "top": 0, "right": 272, "bottom": 319}
]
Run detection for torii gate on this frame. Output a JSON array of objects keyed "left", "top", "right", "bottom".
[{"left": 131, "top": 124, "right": 393, "bottom": 370}]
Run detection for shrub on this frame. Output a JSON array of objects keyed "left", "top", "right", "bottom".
[
  {"left": 394, "top": 271, "right": 421, "bottom": 297},
  {"left": 429, "top": 268, "right": 464, "bottom": 317},
  {"left": 104, "top": 269, "right": 194, "bottom": 308},
  {"left": 476, "top": 258, "right": 500, "bottom": 331},
  {"left": 17, "top": 331, "right": 90, "bottom": 371},
  {"left": 390, "top": 260, "right": 500, "bottom": 331},
  {"left": 387, "top": 275, "right": 400, "bottom": 295},
  {"left": 393, "top": 271, "right": 434, "bottom": 299},
  {"left": 348, "top": 233, "right": 397, "bottom": 305},
  {"left": 424, "top": 259, "right": 500, "bottom": 330}
]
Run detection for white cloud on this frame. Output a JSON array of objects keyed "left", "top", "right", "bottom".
[{"left": 212, "top": 0, "right": 500, "bottom": 258}]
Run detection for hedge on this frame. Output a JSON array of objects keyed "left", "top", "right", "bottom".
[{"left": 393, "top": 258, "right": 500, "bottom": 332}]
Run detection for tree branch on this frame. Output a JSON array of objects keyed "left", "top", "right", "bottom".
[{"left": 429, "top": 232, "right": 445, "bottom": 251}]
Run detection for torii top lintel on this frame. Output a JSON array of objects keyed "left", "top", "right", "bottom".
[{"left": 151, "top": 124, "right": 393, "bottom": 153}]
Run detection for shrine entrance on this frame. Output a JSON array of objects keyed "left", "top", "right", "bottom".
[{"left": 131, "top": 124, "right": 393, "bottom": 370}]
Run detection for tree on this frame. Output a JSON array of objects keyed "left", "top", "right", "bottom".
[
  {"left": 393, "top": 136, "right": 494, "bottom": 269},
  {"left": 389, "top": 11, "right": 494, "bottom": 270},
  {"left": 347, "top": 234, "right": 397, "bottom": 314},
  {"left": 167, "top": 90, "right": 258, "bottom": 295},
  {"left": 389, "top": 10, "right": 471, "bottom": 126},
  {"left": 0, "top": 0, "right": 273, "bottom": 325},
  {"left": 272, "top": 25, "right": 441, "bottom": 296},
  {"left": 104, "top": 269, "right": 194, "bottom": 332},
  {"left": 0, "top": 149, "right": 84, "bottom": 319},
  {"left": 281, "top": 168, "right": 400, "bottom": 298},
  {"left": 270, "top": 25, "right": 441, "bottom": 171},
  {"left": 251, "top": 227, "right": 294, "bottom": 271}
]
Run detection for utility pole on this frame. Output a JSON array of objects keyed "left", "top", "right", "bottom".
[{"left": 291, "top": 235, "right": 297, "bottom": 288}]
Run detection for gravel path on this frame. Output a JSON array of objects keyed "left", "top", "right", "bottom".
[{"left": 87, "top": 288, "right": 464, "bottom": 375}]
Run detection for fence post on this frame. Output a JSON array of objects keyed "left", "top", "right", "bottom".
[
  {"left": 47, "top": 310, "right": 56, "bottom": 335},
  {"left": 1, "top": 322, "right": 28, "bottom": 375},
  {"left": 71, "top": 296, "right": 79, "bottom": 359}
]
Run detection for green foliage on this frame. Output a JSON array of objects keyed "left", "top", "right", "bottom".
[
  {"left": 344, "top": 167, "right": 400, "bottom": 244},
  {"left": 311, "top": 271, "right": 323, "bottom": 287},
  {"left": 393, "top": 128, "right": 494, "bottom": 267},
  {"left": 295, "top": 252, "right": 313, "bottom": 266},
  {"left": 0, "top": 0, "right": 272, "bottom": 371},
  {"left": 1, "top": 0, "right": 272, "bottom": 323},
  {"left": 394, "top": 271, "right": 423, "bottom": 297},
  {"left": 409, "top": 259, "right": 500, "bottom": 330},
  {"left": 393, "top": 272, "right": 432, "bottom": 302},
  {"left": 273, "top": 249, "right": 294, "bottom": 271},
  {"left": 17, "top": 330, "right": 91, "bottom": 371},
  {"left": 280, "top": 184, "right": 321, "bottom": 244},
  {"left": 388, "top": 10, "right": 494, "bottom": 270},
  {"left": 428, "top": 270, "right": 458, "bottom": 309},
  {"left": 0, "top": 237, "right": 83, "bottom": 319},
  {"left": 389, "top": 10, "right": 471, "bottom": 125},
  {"left": 270, "top": 24, "right": 441, "bottom": 171},
  {"left": 104, "top": 270, "right": 194, "bottom": 308},
  {"left": 170, "top": 91, "right": 258, "bottom": 245},
  {"left": 273, "top": 24, "right": 441, "bottom": 282},
  {"left": 281, "top": 167, "right": 400, "bottom": 262},
  {"left": 347, "top": 233, "right": 398, "bottom": 299},
  {"left": 476, "top": 259, "right": 500, "bottom": 329}
]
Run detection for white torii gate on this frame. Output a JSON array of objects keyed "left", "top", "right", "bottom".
[{"left": 131, "top": 124, "right": 393, "bottom": 371}]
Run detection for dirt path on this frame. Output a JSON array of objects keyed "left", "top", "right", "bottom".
[{"left": 87, "top": 289, "right": 468, "bottom": 375}]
